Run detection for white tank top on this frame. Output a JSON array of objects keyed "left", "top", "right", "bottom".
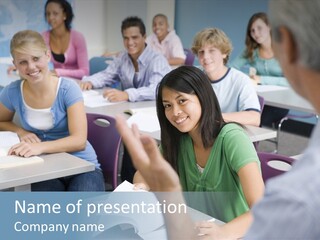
[{"left": 21, "top": 78, "right": 61, "bottom": 130}]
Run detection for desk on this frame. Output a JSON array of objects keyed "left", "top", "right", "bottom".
[
  {"left": 256, "top": 85, "right": 316, "bottom": 114},
  {"left": 85, "top": 100, "right": 277, "bottom": 142},
  {"left": 0, "top": 152, "right": 95, "bottom": 191}
]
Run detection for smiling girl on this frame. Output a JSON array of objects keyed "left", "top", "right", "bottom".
[
  {"left": 0, "top": 30, "right": 104, "bottom": 191},
  {"left": 231, "top": 12, "right": 289, "bottom": 127},
  {"left": 134, "top": 66, "right": 264, "bottom": 238}
]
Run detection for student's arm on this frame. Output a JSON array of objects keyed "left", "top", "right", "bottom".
[
  {"left": 102, "top": 88, "right": 129, "bottom": 102},
  {"left": 81, "top": 54, "right": 121, "bottom": 89},
  {"left": 8, "top": 101, "right": 87, "bottom": 157},
  {"left": 168, "top": 34, "right": 186, "bottom": 66},
  {"left": 230, "top": 52, "right": 249, "bottom": 70},
  {"left": 227, "top": 72, "right": 261, "bottom": 126},
  {"left": 0, "top": 90, "right": 41, "bottom": 143},
  {"left": 215, "top": 162, "right": 264, "bottom": 238},
  {"left": 125, "top": 55, "right": 171, "bottom": 102},
  {"left": 197, "top": 130, "right": 265, "bottom": 239},
  {"left": 168, "top": 57, "right": 185, "bottom": 66},
  {"left": 223, "top": 110, "right": 261, "bottom": 127}
]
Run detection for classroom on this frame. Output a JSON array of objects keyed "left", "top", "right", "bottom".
[{"left": 0, "top": 0, "right": 319, "bottom": 239}]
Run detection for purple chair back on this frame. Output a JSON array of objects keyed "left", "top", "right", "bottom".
[
  {"left": 258, "top": 95, "right": 265, "bottom": 112},
  {"left": 87, "top": 113, "right": 121, "bottom": 189},
  {"left": 184, "top": 48, "right": 195, "bottom": 66},
  {"left": 257, "top": 151, "right": 295, "bottom": 182}
]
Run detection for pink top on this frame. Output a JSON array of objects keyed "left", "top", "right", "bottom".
[
  {"left": 146, "top": 30, "right": 186, "bottom": 60},
  {"left": 42, "top": 30, "right": 89, "bottom": 79}
]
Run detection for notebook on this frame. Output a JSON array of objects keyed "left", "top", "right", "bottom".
[{"left": 0, "top": 131, "right": 44, "bottom": 168}]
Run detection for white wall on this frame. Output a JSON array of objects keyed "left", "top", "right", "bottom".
[{"left": 73, "top": 0, "right": 175, "bottom": 58}]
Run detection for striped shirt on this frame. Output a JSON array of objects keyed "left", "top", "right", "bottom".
[{"left": 83, "top": 44, "right": 171, "bottom": 102}]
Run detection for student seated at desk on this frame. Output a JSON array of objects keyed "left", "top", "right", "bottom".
[
  {"left": 231, "top": 12, "right": 289, "bottom": 127},
  {"left": 133, "top": 66, "right": 264, "bottom": 238},
  {"left": 117, "top": 1, "right": 320, "bottom": 239},
  {"left": 79, "top": 16, "right": 171, "bottom": 102},
  {"left": 7, "top": 0, "right": 90, "bottom": 79},
  {"left": 191, "top": 28, "right": 261, "bottom": 126},
  {"left": 146, "top": 13, "right": 186, "bottom": 66},
  {"left": 0, "top": 30, "right": 104, "bottom": 191}
]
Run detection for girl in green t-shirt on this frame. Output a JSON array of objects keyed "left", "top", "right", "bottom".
[{"left": 134, "top": 66, "right": 264, "bottom": 239}]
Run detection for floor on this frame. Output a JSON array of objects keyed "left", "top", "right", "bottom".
[{"left": 257, "top": 125, "right": 310, "bottom": 157}]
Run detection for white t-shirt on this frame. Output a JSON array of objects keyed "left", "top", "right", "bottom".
[
  {"left": 211, "top": 67, "right": 260, "bottom": 113},
  {"left": 21, "top": 78, "right": 61, "bottom": 130}
]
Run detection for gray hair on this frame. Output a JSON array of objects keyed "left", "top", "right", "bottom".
[{"left": 269, "top": 0, "right": 320, "bottom": 71}]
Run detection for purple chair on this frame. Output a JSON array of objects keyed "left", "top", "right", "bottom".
[
  {"left": 87, "top": 113, "right": 121, "bottom": 190},
  {"left": 184, "top": 48, "right": 195, "bottom": 66},
  {"left": 257, "top": 151, "right": 295, "bottom": 182}
]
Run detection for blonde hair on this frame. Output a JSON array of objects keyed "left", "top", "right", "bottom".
[
  {"left": 10, "top": 30, "right": 48, "bottom": 58},
  {"left": 191, "top": 28, "right": 233, "bottom": 65}
]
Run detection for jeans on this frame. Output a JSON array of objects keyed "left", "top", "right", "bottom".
[{"left": 31, "top": 168, "right": 105, "bottom": 191}]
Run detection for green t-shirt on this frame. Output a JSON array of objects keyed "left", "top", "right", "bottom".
[{"left": 178, "top": 123, "right": 260, "bottom": 222}]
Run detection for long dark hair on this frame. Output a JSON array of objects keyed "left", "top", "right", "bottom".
[
  {"left": 156, "top": 66, "right": 225, "bottom": 171},
  {"left": 45, "top": 0, "right": 74, "bottom": 30},
  {"left": 244, "top": 12, "right": 270, "bottom": 61}
]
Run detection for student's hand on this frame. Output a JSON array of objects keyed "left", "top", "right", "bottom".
[
  {"left": 102, "top": 51, "right": 120, "bottom": 57},
  {"left": 17, "top": 131, "right": 41, "bottom": 144},
  {"left": 103, "top": 89, "right": 129, "bottom": 102},
  {"left": 196, "top": 221, "right": 232, "bottom": 240},
  {"left": 133, "top": 182, "right": 150, "bottom": 191},
  {"left": 7, "top": 65, "right": 17, "bottom": 74},
  {"left": 79, "top": 81, "right": 93, "bottom": 90},
  {"left": 115, "top": 115, "right": 181, "bottom": 192},
  {"left": 250, "top": 74, "right": 261, "bottom": 85},
  {"left": 8, "top": 142, "right": 42, "bottom": 157},
  {"left": 50, "top": 69, "right": 59, "bottom": 77}
]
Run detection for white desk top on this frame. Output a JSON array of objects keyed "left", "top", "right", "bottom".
[
  {"left": 0, "top": 152, "right": 95, "bottom": 191},
  {"left": 256, "top": 85, "right": 316, "bottom": 114},
  {"left": 85, "top": 99, "right": 276, "bottom": 142}
]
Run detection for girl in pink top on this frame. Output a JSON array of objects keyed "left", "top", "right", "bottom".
[{"left": 43, "top": 0, "right": 89, "bottom": 79}]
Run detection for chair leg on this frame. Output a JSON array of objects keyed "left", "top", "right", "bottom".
[{"left": 276, "top": 116, "right": 289, "bottom": 153}]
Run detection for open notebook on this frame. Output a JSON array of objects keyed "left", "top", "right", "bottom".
[
  {"left": 0, "top": 131, "right": 44, "bottom": 168},
  {"left": 125, "top": 107, "right": 160, "bottom": 133},
  {"left": 94, "top": 181, "right": 167, "bottom": 239},
  {"left": 82, "top": 90, "right": 124, "bottom": 108}
]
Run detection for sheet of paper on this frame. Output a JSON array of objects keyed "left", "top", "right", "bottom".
[
  {"left": 0, "top": 131, "right": 20, "bottom": 148},
  {"left": 114, "top": 180, "right": 146, "bottom": 192},
  {"left": 82, "top": 89, "right": 100, "bottom": 98},
  {"left": 124, "top": 106, "right": 157, "bottom": 116},
  {"left": 0, "top": 155, "right": 44, "bottom": 169},
  {"left": 114, "top": 180, "right": 135, "bottom": 192},
  {"left": 126, "top": 112, "right": 160, "bottom": 132},
  {"left": 83, "top": 91, "right": 124, "bottom": 108}
]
